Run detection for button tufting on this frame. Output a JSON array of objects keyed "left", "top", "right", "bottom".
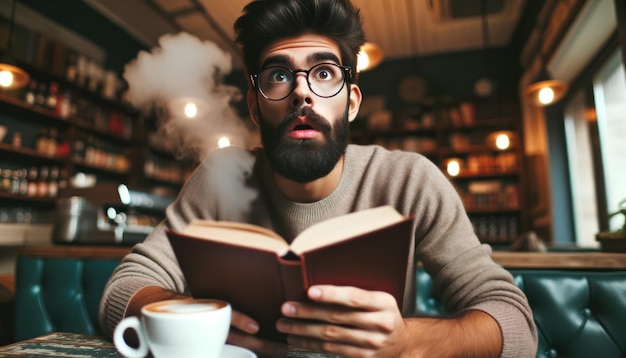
[
  {"left": 581, "top": 308, "right": 592, "bottom": 317},
  {"left": 547, "top": 348, "right": 558, "bottom": 358}
]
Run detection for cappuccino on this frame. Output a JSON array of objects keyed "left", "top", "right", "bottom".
[{"left": 114, "top": 298, "right": 231, "bottom": 358}]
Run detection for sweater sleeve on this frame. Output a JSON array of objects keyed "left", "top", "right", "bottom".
[{"left": 412, "top": 161, "right": 538, "bottom": 357}]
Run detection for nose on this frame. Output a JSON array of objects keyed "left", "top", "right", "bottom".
[{"left": 290, "top": 73, "right": 313, "bottom": 107}]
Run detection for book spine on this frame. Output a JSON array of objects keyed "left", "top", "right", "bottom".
[{"left": 277, "top": 258, "right": 306, "bottom": 301}]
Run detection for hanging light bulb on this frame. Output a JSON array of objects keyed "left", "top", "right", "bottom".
[
  {"left": 524, "top": 74, "right": 568, "bottom": 107},
  {"left": 183, "top": 102, "right": 198, "bottom": 118},
  {"left": 217, "top": 136, "right": 231, "bottom": 148},
  {"left": 0, "top": 0, "right": 30, "bottom": 89},
  {"left": 356, "top": 42, "right": 384, "bottom": 72},
  {"left": 523, "top": 18, "right": 568, "bottom": 107},
  {"left": 169, "top": 97, "right": 208, "bottom": 119}
]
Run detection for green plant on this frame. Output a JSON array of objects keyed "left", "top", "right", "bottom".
[{"left": 609, "top": 198, "right": 626, "bottom": 233}]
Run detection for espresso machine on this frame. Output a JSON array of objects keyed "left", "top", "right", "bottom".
[{"left": 53, "top": 183, "right": 176, "bottom": 245}]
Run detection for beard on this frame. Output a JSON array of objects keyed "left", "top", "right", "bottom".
[{"left": 258, "top": 105, "right": 350, "bottom": 183}]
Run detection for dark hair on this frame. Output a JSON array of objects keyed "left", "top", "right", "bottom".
[{"left": 234, "top": 0, "right": 365, "bottom": 84}]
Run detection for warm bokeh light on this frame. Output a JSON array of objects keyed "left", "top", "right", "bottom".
[
  {"left": 0, "top": 70, "right": 14, "bottom": 87},
  {"left": 495, "top": 133, "right": 511, "bottom": 150},
  {"left": 217, "top": 136, "right": 231, "bottom": 148},
  {"left": 538, "top": 87, "right": 555, "bottom": 105},
  {"left": 356, "top": 42, "right": 383, "bottom": 72},
  {"left": 184, "top": 102, "right": 198, "bottom": 118},
  {"left": 356, "top": 51, "right": 369, "bottom": 72},
  {"left": 446, "top": 159, "right": 461, "bottom": 176}
]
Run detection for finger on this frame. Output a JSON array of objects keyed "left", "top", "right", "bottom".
[
  {"left": 230, "top": 310, "right": 259, "bottom": 334},
  {"left": 278, "top": 318, "right": 389, "bottom": 349},
  {"left": 307, "top": 285, "right": 398, "bottom": 311},
  {"left": 282, "top": 302, "right": 400, "bottom": 332}
]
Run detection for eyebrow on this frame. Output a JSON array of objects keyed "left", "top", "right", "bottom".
[{"left": 260, "top": 52, "right": 341, "bottom": 70}]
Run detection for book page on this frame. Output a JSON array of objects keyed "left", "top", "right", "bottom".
[
  {"left": 182, "top": 220, "right": 290, "bottom": 255},
  {"left": 290, "top": 206, "right": 405, "bottom": 255}
]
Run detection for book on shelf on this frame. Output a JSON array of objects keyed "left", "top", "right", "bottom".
[{"left": 167, "top": 205, "right": 415, "bottom": 343}]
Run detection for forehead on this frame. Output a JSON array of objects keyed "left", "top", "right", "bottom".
[{"left": 261, "top": 34, "right": 341, "bottom": 66}]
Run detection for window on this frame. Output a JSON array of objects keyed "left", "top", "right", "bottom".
[
  {"left": 593, "top": 51, "right": 626, "bottom": 231},
  {"left": 565, "top": 49, "right": 626, "bottom": 246},
  {"left": 564, "top": 89, "right": 598, "bottom": 247}
]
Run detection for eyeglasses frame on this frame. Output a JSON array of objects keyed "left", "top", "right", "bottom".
[{"left": 249, "top": 63, "right": 353, "bottom": 101}]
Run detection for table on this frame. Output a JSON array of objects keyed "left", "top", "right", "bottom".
[{"left": 0, "top": 332, "right": 339, "bottom": 357}]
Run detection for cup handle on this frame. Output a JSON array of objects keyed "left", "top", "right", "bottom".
[{"left": 113, "top": 316, "right": 149, "bottom": 358}]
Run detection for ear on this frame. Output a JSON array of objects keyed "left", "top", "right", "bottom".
[
  {"left": 347, "top": 84, "right": 362, "bottom": 123},
  {"left": 247, "top": 90, "right": 260, "bottom": 126}
]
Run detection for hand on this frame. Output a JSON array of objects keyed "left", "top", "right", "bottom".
[
  {"left": 228, "top": 310, "right": 289, "bottom": 356},
  {"left": 276, "top": 285, "right": 408, "bottom": 357}
]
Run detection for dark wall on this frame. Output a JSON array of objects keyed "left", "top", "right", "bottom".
[
  {"left": 358, "top": 46, "right": 521, "bottom": 107},
  {"left": 20, "top": 0, "right": 148, "bottom": 75}
]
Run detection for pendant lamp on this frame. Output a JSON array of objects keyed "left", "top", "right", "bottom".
[
  {"left": 523, "top": 12, "right": 568, "bottom": 107},
  {"left": 523, "top": 64, "right": 568, "bottom": 107},
  {"left": 0, "top": 0, "right": 29, "bottom": 90}
]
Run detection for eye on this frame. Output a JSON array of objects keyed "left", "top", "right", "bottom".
[
  {"left": 311, "top": 64, "right": 338, "bottom": 82},
  {"left": 266, "top": 68, "right": 292, "bottom": 83}
]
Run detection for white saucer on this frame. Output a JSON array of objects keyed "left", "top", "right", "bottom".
[{"left": 220, "top": 344, "right": 257, "bottom": 358}]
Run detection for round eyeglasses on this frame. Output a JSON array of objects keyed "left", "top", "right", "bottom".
[{"left": 250, "top": 63, "right": 352, "bottom": 101}]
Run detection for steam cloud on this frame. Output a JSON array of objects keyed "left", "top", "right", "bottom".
[
  {"left": 124, "top": 32, "right": 260, "bottom": 218},
  {"left": 123, "top": 32, "right": 260, "bottom": 161}
]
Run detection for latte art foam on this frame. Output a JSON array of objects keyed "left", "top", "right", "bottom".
[{"left": 145, "top": 300, "right": 227, "bottom": 314}]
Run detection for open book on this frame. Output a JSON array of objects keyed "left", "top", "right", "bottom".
[{"left": 167, "top": 205, "right": 414, "bottom": 343}]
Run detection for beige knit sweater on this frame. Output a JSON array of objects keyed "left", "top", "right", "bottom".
[{"left": 99, "top": 144, "right": 537, "bottom": 357}]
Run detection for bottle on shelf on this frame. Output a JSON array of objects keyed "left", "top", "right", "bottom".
[
  {"left": 0, "top": 169, "right": 11, "bottom": 193},
  {"left": 65, "top": 51, "right": 78, "bottom": 83},
  {"left": 58, "top": 89, "right": 71, "bottom": 119},
  {"left": 35, "top": 82, "right": 47, "bottom": 108},
  {"left": 48, "top": 166, "right": 59, "bottom": 198},
  {"left": 23, "top": 79, "right": 37, "bottom": 105},
  {"left": 17, "top": 168, "right": 28, "bottom": 195},
  {"left": 36, "top": 127, "right": 50, "bottom": 154},
  {"left": 11, "top": 131, "right": 21, "bottom": 147},
  {"left": 76, "top": 55, "right": 89, "bottom": 88},
  {"left": 58, "top": 168, "right": 68, "bottom": 193},
  {"left": 56, "top": 131, "right": 70, "bottom": 158},
  {"left": 73, "top": 131, "right": 85, "bottom": 160},
  {"left": 37, "top": 166, "right": 49, "bottom": 197},
  {"left": 47, "top": 128, "right": 58, "bottom": 157},
  {"left": 46, "top": 82, "right": 59, "bottom": 111},
  {"left": 26, "top": 167, "right": 38, "bottom": 197}
]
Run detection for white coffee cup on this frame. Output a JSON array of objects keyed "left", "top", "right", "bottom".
[{"left": 113, "top": 298, "right": 231, "bottom": 358}]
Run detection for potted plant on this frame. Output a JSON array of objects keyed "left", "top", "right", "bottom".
[{"left": 596, "top": 198, "right": 626, "bottom": 252}]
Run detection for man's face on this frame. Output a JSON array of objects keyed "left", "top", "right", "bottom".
[{"left": 248, "top": 34, "right": 361, "bottom": 183}]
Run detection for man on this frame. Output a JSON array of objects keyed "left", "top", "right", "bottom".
[{"left": 100, "top": 0, "right": 537, "bottom": 356}]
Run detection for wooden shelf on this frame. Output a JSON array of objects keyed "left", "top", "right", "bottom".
[{"left": 0, "top": 143, "right": 69, "bottom": 165}]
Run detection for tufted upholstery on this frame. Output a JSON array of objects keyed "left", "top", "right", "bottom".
[
  {"left": 14, "top": 256, "right": 120, "bottom": 342},
  {"left": 13, "top": 252, "right": 626, "bottom": 357},
  {"left": 416, "top": 267, "right": 626, "bottom": 358}
]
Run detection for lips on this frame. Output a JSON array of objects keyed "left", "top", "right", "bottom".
[{"left": 286, "top": 116, "right": 321, "bottom": 139}]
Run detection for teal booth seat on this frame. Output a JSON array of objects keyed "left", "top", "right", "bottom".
[
  {"left": 14, "top": 249, "right": 124, "bottom": 342},
  {"left": 13, "top": 248, "right": 626, "bottom": 358},
  {"left": 416, "top": 267, "right": 626, "bottom": 358}
]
